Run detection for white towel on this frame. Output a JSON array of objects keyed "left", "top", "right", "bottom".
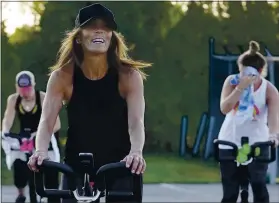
[
  {"left": 230, "top": 66, "right": 259, "bottom": 124},
  {"left": 1, "top": 133, "right": 60, "bottom": 170}
]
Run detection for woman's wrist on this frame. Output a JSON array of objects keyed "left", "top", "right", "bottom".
[
  {"left": 269, "top": 133, "right": 278, "bottom": 139},
  {"left": 35, "top": 149, "right": 48, "bottom": 154}
]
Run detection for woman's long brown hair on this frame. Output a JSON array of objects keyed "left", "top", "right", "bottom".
[{"left": 49, "top": 28, "right": 152, "bottom": 79}]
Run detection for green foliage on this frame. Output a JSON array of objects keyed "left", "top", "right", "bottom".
[
  {"left": 1, "top": 2, "right": 279, "bottom": 152},
  {"left": 1, "top": 22, "right": 21, "bottom": 101},
  {"left": 1, "top": 22, "right": 21, "bottom": 131}
]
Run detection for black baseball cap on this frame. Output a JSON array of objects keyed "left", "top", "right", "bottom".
[
  {"left": 17, "top": 74, "right": 32, "bottom": 87},
  {"left": 16, "top": 71, "right": 35, "bottom": 88},
  {"left": 75, "top": 3, "right": 117, "bottom": 30}
]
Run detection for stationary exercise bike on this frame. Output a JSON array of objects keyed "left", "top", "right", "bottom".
[
  {"left": 35, "top": 153, "right": 142, "bottom": 203},
  {"left": 213, "top": 137, "right": 276, "bottom": 203}
]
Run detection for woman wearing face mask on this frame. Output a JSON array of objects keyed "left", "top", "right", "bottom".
[{"left": 218, "top": 41, "right": 279, "bottom": 203}]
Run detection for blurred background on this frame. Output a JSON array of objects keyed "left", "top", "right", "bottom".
[{"left": 1, "top": 0, "right": 279, "bottom": 188}]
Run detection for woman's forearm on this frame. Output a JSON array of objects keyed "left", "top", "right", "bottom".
[
  {"left": 268, "top": 113, "right": 278, "bottom": 134},
  {"left": 35, "top": 119, "right": 52, "bottom": 152},
  {"left": 129, "top": 121, "right": 145, "bottom": 153},
  {"left": 2, "top": 118, "right": 13, "bottom": 133},
  {"left": 221, "top": 87, "right": 242, "bottom": 114},
  {"left": 268, "top": 87, "right": 279, "bottom": 135}
]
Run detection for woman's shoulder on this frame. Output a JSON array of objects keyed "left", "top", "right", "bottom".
[
  {"left": 266, "top": 80, "right": 279, "bottom": 96},
  {"left": 50, "top": 63, "right": 74, "bottom": 86},
  {"left": 118, "top": 68, "right": 143, "bottom": 87}
]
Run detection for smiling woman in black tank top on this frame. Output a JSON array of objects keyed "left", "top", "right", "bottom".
[{"left": 28, "top": 3, "right": 152, "bottom": 202}]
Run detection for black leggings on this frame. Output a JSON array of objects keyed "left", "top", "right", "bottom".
[
  {"left": 239, "top": 166, "right": 249, "bottom": 191},
  {"left": 219, "top": 150, "right": 269, "bottom": 203},
  {"left": 13, "top": 159, "right": 60, "bottom": 203}
]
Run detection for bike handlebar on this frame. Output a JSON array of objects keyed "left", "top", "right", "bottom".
[
  {"left": 35, "top": 160, "right": 134, "bottom": 202},
  {"left": 2, "top": 132, "right": 24, "bottom": 144},
  {"left": 95, "top": 162, "right": 132, "bottom": 191},
  {"left": 250, "top": 141, "right": 276, "bottom": 163},
  {"left": 213, "top": 139, "right": 238, "bottom": 162},
  {"left": 35, "top": 161, "right": 76, "bottom": 198},
  {"left": 213, "top": 139, "right": 276, "bottom": 163}
]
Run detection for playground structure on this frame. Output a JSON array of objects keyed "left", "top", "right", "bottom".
[{"left": 179, "top": 37, "right": 279, "bottom": 184}]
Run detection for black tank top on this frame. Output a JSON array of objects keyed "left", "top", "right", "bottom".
[
  {"left": 15, "top": 91, "right": 42, "bottom": 134},
  {"left": 65, "top": 64, "right": 130, "bottom": 169},
  {"left": 15, "top": 91, "right": 55, "bottom": 150}
]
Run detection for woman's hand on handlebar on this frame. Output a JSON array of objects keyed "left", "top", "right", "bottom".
[
  {"left": 27, "top": 150, "right": 49, "bottom": 172},
  {"left": 121, "top": 151, "right": 146, "bottom": 175},
  {"left": 1, "top": 131, "right": 6, "bottom": 138},
  {"left": 269, "top": 134, "right": 279, "bottom": 147}
]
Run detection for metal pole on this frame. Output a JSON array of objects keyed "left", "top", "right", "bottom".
[
  {"left": 222, "top": 45, "right": 233, "bottom": 74},
  {"left": 264, "top": 48, "right": 277, "bottom": 185},
  {"left": 265, "top": 48, "right": 275, "bottom": 84}
]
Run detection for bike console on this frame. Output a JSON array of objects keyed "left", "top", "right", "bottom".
[{"left": 79, "top": 153, "right": 94, "bottom": 174}]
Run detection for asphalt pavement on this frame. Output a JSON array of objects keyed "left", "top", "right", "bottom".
[{"left": 2, "top": 183, "right": 279, "bottom": 202}]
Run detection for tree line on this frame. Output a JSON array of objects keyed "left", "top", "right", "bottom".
[{"left": 1, "top": 1, "right": 278, "bottom": 152}]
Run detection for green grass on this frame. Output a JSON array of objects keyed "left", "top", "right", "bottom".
[
  {"left": 144, "top": 154, "right": 220, "bottom": 183},
  {"left": 1, "top": 154, "right": 221, "bottom": 185},
  {"left": 2, "top": 162, "right": 13, "bottom": 185}
]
